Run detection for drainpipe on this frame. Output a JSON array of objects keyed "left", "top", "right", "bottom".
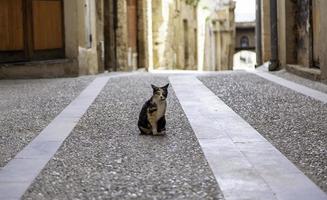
[
  {"left": 256, "top": 0, "right": 262, "bottom": 66},
  {"left": 269, "top": 0, "right": 279, "bottom": 71}
]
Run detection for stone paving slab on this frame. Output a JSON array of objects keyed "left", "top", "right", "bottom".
[{"left": 170, "top": 75, "right": 327, "bottom": 200}]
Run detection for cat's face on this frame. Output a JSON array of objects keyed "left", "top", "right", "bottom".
[{"left": 151, "top": 84, "right": 169, "bottom": 101}]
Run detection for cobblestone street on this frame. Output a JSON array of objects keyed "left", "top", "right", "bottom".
[{"left": 0, "top": 70, "right": 326, "bottom": 199}]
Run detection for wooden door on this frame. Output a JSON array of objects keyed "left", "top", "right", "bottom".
[
  {"left": 0, "top": 0, "right": 64, "bottom": 63},
  {"left": 0, "top": 0, "right": 26, "bottom": 62},
  {"left": 31, "top": 0, "right": 64, "bottom": 60}
]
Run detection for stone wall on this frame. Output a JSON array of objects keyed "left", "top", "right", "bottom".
[
  {"left": 151, "top": 0, "right": 198, "bottom": 70},
  {"left": 137, "top": 0, "right": 147, "bottom": 69},
  {"left": 77, "top": 0, "right": 104, "bottom": 75},
  {"left": 315, "top": 0, "right": 327, "bottom": 80},
  {"left": 203, "top": 1, "right": 235, "bottom": 71},
  {"left": 261, "top": 0, "right": 327, "bottom": 82}
]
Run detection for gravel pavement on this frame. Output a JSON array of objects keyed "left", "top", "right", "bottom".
[
  {"left": 24, "top": 74, "right": 224, "bottom": 200},
  {"left": 0, "top": 76, "right": 95, "bottom": 167},
  {"left": 199, "top": 72, "right": 327, "bottom": 193}
]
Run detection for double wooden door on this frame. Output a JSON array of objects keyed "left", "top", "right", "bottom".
[{"left": 0, "top": 0, "right": 64, "bottom": 63}]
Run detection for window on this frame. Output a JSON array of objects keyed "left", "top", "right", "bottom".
[{"left": 240, "top": 36, "right": 249, "bottom": 48}]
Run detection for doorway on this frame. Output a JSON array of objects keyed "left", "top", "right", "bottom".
[{"left": 0, "top": 0, "right": 65, "bottom": 63}]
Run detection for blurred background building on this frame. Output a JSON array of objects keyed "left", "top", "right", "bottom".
[{"left": 202, "top": 0, "right": 236, "bottom": 71}]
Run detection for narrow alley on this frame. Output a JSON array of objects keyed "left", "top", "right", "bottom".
[{"left": 1, "top": 0, "right": 327, "bottom": 199}]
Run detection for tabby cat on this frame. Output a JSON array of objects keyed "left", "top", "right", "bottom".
[{"left": 138, "top": 84, "right": 169, "bottom": 135}]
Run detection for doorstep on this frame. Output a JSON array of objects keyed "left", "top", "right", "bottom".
[
  {"left": 286, "top": 64, "right": 321, "bottom": 81},
  {"left": 0, "top": 59, "right": 78, "bottom": 79}
]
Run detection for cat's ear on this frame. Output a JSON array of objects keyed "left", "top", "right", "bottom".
[
  {"left": 151, "top": 84, "right": 158, "bottom": 90},
  {"left": 162, "top": 83, "right": 169, "bottom": 90}
]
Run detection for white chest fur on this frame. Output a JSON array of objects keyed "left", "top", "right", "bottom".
[{"left": 156, "top": 100, "right": 166, "bottom": 120}]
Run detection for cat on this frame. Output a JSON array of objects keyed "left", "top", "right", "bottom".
[{"left": 138, "top": 83, "right": 169, "bottom": 135}]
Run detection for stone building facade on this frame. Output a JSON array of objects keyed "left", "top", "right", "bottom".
[
  {"left": 235, "top": 22, "right": 255, "bottom": 53},
  {"left": 0, "top": 0, "right": 104, "bottom": 78},
  {"left": 203, "top": 1, "right": 235, "bottom": 71},
  {"left": 152, "top": 0, "right": 198, "bottom": 70},
  {"left": 259, "top": 0, "right": 327, "bottom": 82}
]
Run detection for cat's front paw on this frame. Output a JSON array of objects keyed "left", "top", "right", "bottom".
[
  {"left": 152, "top": 129, "right": 159, "bottom": 135},
  {"left": 158, "top": 130, "right": 166, "bottom": 135}
]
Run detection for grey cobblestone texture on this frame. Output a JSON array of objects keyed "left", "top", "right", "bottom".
[{"left": 0, "top": 76, "right": 95, "bottom": 167}]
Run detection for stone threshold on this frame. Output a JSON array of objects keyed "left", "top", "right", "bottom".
[
  {"left": 0, "top": 59, "right": 72, "bottom": 67},
  {"left": 286, "top": 64, "right": 322, "bottom": 81},
  {"left": 0, "top": 59, "right": 78, "bottom": 79},
  {"left": 170, "top": 75, "right": 327, "bottom": 200}
]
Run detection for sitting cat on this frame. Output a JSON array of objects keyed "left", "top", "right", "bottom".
[{"left": 138, "top": 84, "right": 169, "bottom": 135}]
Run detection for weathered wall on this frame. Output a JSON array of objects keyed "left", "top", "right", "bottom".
[
  {"left": 317, "top": 0, "right": 327, "bottom": 80},
  {"left": 179, "top": 1, "right": 198, "bottom": 70},
  {"left": 151, "top": 0, "right": 197, "bottom": 70},
  {"left": 137, "top": 0, "right": 147, "bottom": 69},
  {"left": 277, "top": 0, "right": 314, "bottom": 67},
  {"left": 203, "top": 2, "right": 235, "bottom": 71},
  {"left": 77, "top": 0, "right": 103, "bottom": 75},
  {"left": 116, "top": 0, "right": 129, "bottom": 71},
  {"left": 294, "top": 0, "right": 311, "bottom": 67},
  {"left": 261, "top": 0, "right": 327, "bottom": 82},
  {"left": 64, "top": 0, "right": 79, "bottom": 61},
  {"left": 261, "top": 0, "right": 271, "bottom": 62}
]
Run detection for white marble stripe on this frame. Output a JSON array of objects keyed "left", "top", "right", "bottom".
[
  {"left": 252, "top": 71, "right": 327, "bottom": 104},
  {"left": 170, "top": 76, "right": 327, "bottom": 200},
  {"left": 0, "top": 76, "right": 111, "bottom": 200}
]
